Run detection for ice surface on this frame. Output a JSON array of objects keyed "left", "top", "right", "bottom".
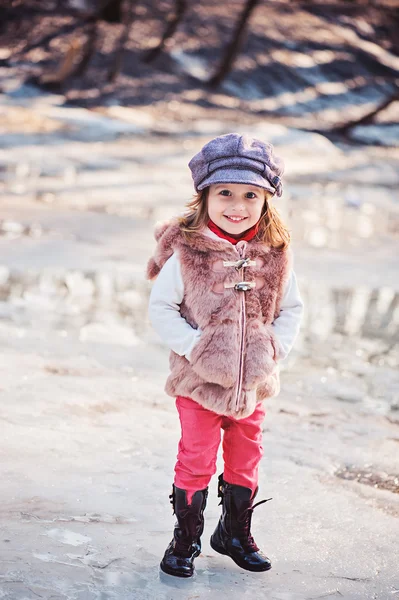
[{"left": 0, "top": 93, "right": 398, "bottom": 599}]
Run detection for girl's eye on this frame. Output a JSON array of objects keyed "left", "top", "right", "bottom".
[
  {"left": 245, "top": 192, "right": 257, "bottom": 199},
  {"left": 219, "top": 190, "right": 231, "bottom": 196}
]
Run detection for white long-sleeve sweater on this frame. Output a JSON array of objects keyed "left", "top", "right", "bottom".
[{"left": 149, "top": 233, "right": 304, "bottom": 362}]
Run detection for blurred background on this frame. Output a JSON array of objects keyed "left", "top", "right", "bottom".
[{"left": 0, "top": 1, "right": 398, "bottom": 598}]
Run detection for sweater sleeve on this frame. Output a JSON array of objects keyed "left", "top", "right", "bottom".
[
  {"left": 148, "top": 253, "right": 202, "bottom": 361},
  {"left": 271, "top": 270, "right": 304, "bottom": 360}
]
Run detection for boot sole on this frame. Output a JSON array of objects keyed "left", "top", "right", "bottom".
[
  {"left": 210, "top": 538, "right": 272, "bottom": 572},
  {"left": 160, "top": 561, "right": 194, "bottom": 578}
]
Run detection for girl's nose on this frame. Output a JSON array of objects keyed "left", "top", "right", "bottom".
[{"left": 230, "top": 197, "right": 246, "bottom": 210}]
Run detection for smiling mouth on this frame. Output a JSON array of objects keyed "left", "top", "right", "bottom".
[{"left": 224, "top": 215, "right": 248, "bottom": 223}]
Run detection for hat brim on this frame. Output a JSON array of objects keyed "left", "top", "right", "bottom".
[{"left": 197, "top": 168, "right": 275, "bottom": 194}]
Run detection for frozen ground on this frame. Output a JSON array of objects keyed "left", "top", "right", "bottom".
[{"left": 0, "top": 92, "right": 398, "bottom": 599}]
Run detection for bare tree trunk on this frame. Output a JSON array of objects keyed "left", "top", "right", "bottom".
[
  {"left": 144, "top": 0, "right": 187, "bottom": 63},
  {"left": 100, "top": 0, "right": 123, "bottom": 23},
  {"left": 34, "top": 17, "right": 98, "bottom": 90},
  {"left": 39, "top": 38, "right": 83, "bottom": 90},
  {"left": 107, "top": 0, "right": 136, "bottom": 83},
  {"left": 208, "top": 0, "right": 260, "bottom": 88},
  {"left": 72, "top": 18, "right": 98, "bottom": 78}
]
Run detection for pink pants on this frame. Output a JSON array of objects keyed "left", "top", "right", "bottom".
[{"left": 174, "top": 395, "right": 266, "bottom": 504}]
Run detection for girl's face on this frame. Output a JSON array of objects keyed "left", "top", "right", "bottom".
[{"left": 207, "top": 183, "right": 266, "bottom": 236}]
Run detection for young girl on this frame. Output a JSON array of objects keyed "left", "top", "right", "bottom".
[{"left": 147, "top": 133, "right": 303, "bottom": 578}]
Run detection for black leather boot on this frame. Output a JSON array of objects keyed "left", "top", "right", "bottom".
[
  {"left": 210, "top": 474, "right": 272, "bottom": 572},
  {"left": 160, "top": 485, "right": 208, "bottom": 578}
]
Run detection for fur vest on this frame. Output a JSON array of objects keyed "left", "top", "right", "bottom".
[{"left": 147, "top": 220, "right": 291, "bottom": 419}]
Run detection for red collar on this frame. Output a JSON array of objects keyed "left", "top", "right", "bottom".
[{"left": 207, "top": 219, "right": 259, "bottom": 245}]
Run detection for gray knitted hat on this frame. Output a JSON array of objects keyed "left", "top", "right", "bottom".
[{"left": 188, "top": 133, "right": 284, "bottom": 196}]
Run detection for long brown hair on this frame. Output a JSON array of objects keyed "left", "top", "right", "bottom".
[{"left": 178, "top": 188, "right": 291, "bottom": 250}]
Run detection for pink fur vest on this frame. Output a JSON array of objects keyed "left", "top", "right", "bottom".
[{"left": 147, "top": 220, "right": 291, "bottom": 419}]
